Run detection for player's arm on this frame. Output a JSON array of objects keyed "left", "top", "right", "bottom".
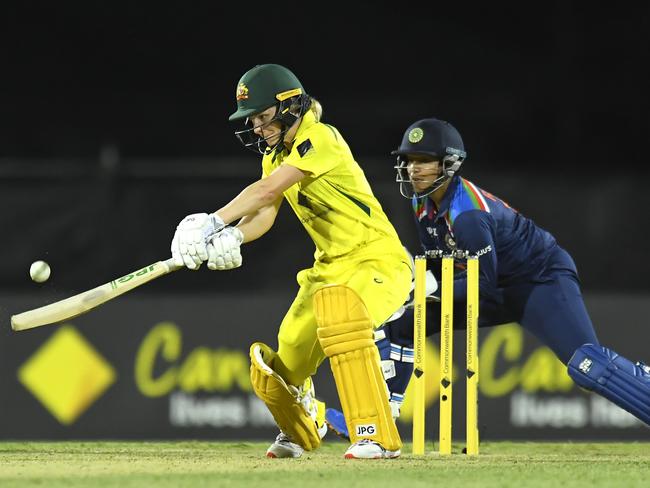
[
  {"left": 235, "top": 196, "right": 283, "bottom": 243},
  {"left": 205, "top": 205, "right": 283, "bottom": 271},
  {"left": 452, "top": 210, "right": 499, "bottom": 302},
  {"left": 171, "top": 164, "right": 306, "bottom": 270},
  {"left": 215, "top": 164, "right": 306, "bottom": 225}
]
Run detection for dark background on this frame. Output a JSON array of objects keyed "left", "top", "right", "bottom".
[
  {"left": 1, "top": 2, "right": 650, "bottom": 443},
  {"left": 1, "top": 3, "right": 649, "bottom": 295}
]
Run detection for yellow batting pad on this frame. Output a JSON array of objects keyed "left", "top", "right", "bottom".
[
  {"left": 249, "top": 342, "right": 321, "bottom": 450},
  {"left": 314, "top": 285, "right": 401, "bottom": 451}
]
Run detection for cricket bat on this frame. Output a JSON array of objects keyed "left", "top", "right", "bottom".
[{"left": 11, "top": 258, "right": 181, "bottom": 331}]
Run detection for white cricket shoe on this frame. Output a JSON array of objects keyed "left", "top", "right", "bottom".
[
  {"left": 344, "top": 439, "right": 401, "bottom": 459},
  {"left": 265, "top": 377, "right": 328, "bottom": 459},
  {"left": 265, "top": 420, "right": 328, "bottom": 459},
  {"left": 266, "top": 421, "right": 327, "bottom": 459},
  {"left": 266, "top": 432, "right": 304, "bottom": 458}
]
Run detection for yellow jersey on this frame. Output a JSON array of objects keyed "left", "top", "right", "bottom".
[{"left": 262, "top": 110, "right": 405, "bottom": 263}]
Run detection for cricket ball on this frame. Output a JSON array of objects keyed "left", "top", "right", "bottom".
[{"left": 30, "top": 260, "right": 51, "bottom": 283}]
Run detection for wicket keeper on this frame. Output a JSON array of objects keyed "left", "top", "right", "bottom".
[
  {"left": 170, "top": 64, "right": 412, "bottom": 459},
  {"left": 326, "top": 117, "right": 650, "bottom": 438}
]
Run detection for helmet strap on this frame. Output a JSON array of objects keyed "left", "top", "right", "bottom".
[{"left": 442, "top": 154, "right": 462, "bottom": 177}]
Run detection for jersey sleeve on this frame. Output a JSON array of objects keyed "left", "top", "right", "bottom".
[
  {"left": 451, "top": 210, "right": 500, "bottom": 302},
  {"left": 282, "top": 126, "right": 339, "bottom": 177}
]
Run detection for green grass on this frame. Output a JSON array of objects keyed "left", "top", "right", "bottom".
[{"left": 1, "top": 440, "right": 650, "bottom": 487}]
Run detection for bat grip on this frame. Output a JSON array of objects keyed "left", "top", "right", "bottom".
[{"left": 163, "top": 257, "right": 183, "bottom": 272}]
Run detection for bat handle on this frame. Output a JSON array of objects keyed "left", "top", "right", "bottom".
[{"left": 163, "top": 257, "right": 183, "bottom": 272}]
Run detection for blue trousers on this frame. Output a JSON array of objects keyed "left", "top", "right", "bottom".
[
  {"left": 482, "top": 268, "right": 599, "bottom": 364},
  {"left": 391, "top": 265, "right": 599, "bottom": 365}
]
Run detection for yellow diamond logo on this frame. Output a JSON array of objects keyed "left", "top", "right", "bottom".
[{"left": 18, "top": 325, "right": 116, "bottom": 425}]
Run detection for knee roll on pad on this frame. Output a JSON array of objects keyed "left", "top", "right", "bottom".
[
  {"left": 567, "top": 343, "right": 650, "bottom": 426},
  {"left": 313, "top": 284, "right": 402, "bottom": 451},
  {"left": 249, "top": 342, "right": 321, "bottom": 450}
]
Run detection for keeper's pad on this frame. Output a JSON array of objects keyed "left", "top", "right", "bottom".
[
  {"left": 375, "top": 325, "right": 414, "bottom": 419},
  {"left": 249, "top": 342, "right": 322, "bottom": 450},
  {"left": 568, "top": 343, "right": 650, "bottom": 426},
  {"left": 314, "top": 284, "right": 402, "bottom": 451}
]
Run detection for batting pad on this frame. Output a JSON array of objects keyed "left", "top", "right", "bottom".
[
  {"left": 314, "top": 284, "right": 402, "bottom": 451},
  {"left": 249, "top": 342, "right": 322, "bottom": 450}
]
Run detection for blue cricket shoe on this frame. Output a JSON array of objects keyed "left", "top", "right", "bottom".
[{"left": 325, "top": 408, "right": 350, "bottom": 441}]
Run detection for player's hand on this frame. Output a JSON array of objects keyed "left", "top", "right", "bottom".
[
  {"left": 207, "top": 227, "right": 244, "bottom": 270},
  {"left": 404, "top": 270, "right": 440, "bottom": 309},
  {"left": 171, "top": 213, "right": 225, "bottom": 270},
  {"left": 424, "top": 269, "right": 438, "bottom": 296}
]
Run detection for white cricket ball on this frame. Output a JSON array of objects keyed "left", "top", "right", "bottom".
[{"left": 30, "top": 260, "right": 51, "bottom": 283}]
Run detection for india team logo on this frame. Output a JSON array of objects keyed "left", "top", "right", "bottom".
[
  {"left": 408, "top": 127, "right": 424, "bottom": 143},
  {"left": 236, "top": 83, "right": 249, "bottom": 101}
]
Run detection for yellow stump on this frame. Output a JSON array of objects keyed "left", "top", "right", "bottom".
[
  {"left": 439, "top": 255, "right": 454, "bottom": 455},
  {"left": 412, "top": 256, "right": 427, "bottom": 455},
  {"left": 466, "top": 256, "right": 480, "bottom": 455}
]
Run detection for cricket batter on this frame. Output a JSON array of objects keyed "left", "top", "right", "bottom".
[
  {"left": 170, "top": 64, "right": 412, "bottom": 459},
  {"left": 326, "top": 117, "right": 650, "bottom": 438}
]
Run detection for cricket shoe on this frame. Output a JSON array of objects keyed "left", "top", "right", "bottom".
[
  {"left": 266, "top": 432, "right": 305, "bottom": 459},
  {"left": 344, "top": 439, "right": 401, "bottom": 459},
  {"left": 266, "top": 395, "right": 328, "bottom": 458},
  {"left": 266, "top": 421, "right": 328, "bottom": 459}
]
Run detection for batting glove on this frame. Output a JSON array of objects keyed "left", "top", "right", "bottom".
[
  {"left": 207, "top": 227, "right": 244, "bottom": 270},
  {"left": 171, "top": 213, "right": 225, "bottom": 270}
]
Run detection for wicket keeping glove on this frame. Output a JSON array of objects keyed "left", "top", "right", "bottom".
[
  {"left": 207, "top": 227, "right": 244, "bottom": 270},
  {"left": 171, "top": 212, "right": 225, "bottom": 270},
  {"left": 402, "top": 270, "right": 440, "bottom": 309}
]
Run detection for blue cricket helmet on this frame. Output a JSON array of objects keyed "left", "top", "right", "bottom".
[{"left": 393, "top": 118, "right": 467, "bottom": 198}]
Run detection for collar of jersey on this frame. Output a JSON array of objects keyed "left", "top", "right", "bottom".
[
  {"left": 270, "top": 109, "right": 317, "bottom": 162},
  {"left": 293, "top": 109, "right": 317, "bottom": 142},
  {"left": 432, "top": 175, "right": 461, "bottom": 221}
]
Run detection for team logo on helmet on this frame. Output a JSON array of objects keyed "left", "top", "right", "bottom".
[
  {"left": 236, "top": 83, "right": 249, "bottom": 101},
  {"left": 408, "top": 128, "right": 424, "bottom": 143}
]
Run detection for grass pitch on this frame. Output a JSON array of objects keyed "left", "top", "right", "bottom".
[{"left": 1, "top": 440, "right": 650, "bottom": 487}]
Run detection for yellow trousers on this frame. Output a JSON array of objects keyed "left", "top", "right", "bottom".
[{"left": 274, "top": 251, "right": 412, "bottom": 386}]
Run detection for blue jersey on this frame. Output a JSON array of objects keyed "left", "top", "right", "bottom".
[
  {"left": 381, "top": 177, "right": 644, "bottom": 426},
  {"left": 412, "top": 175, "right": 575, "bottom": 302}
]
